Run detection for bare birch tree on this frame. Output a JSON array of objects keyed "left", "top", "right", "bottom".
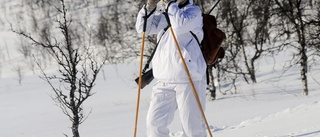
[
  {"left": 274, "top": 0, "right": 314, "bottom": 95},
  {"left": 13, "top": 0, "right": 106, "bottom": 136},
  {"left": 308, "top": 1, "right": 320, "bottom": 56}
]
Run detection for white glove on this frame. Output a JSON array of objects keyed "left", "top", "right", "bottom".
[
  {"left": 161, "top": 0, "right": 173, "bottom": 9},
  {"left": 146, "top": 0, "right": 158, "bottom": 11}
]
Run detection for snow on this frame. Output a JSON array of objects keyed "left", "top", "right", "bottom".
[
  {"left": 1, "top": 56, "right": 320, "bottom": 137},
  {"left": 1, "top": 1, "right": 320, "bottom": 137}
]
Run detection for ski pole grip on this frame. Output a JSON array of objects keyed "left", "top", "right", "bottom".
[
  {"left": 143, "top": 6, "right": 156, "bottom": 32},
  {"left": 143, "top": 6, "right": 148, "bottom": 32},
  {"left": 163, "top": 1, "right": 175, "bottom": 27},
  {"left": 163, "top": 12, "right": 171, "bottom": 27}
]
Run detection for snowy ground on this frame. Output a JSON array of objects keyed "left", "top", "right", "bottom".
[
  {"left": 1, "top": 57, "right": 320, "bottom": 137},
  {"left": 1, "top": 1, "right": 320, "bottom": 137}
]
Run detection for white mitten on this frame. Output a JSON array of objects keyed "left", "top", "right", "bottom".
[
  {"left": 146, "top": 0, "right": 158, "bottom": 11},
  {"left": 160, "top": 0, "right": 173, "bottom": 9}
]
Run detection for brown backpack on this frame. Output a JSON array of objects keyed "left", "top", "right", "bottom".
[{"left": 191, "top": 14, "right": 227, "bottom": 65}]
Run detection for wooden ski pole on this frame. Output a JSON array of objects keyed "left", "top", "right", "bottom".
[
  {"left": 133, "top": 31, "right": 145, "bottom": 137},
  {"left": 133, "top": 7, "right": 148, "bottom": 137},
  {"left": 164, "top": 12, "right": 213, "bottom": 137}
]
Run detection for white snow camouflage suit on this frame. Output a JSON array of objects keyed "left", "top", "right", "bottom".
[{"left": 135, "top": 0, "right": 207, "bottom": 137}]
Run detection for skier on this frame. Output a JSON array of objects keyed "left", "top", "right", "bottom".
[{"left": 135, "top": 0, "right": 207, "bottom": 136}]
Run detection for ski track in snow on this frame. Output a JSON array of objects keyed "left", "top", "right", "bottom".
[
  {"left": 169, "top": 101, "right": 320, "bottom": 137},
  {"left": 210, "top": 101, "right": 320, "bottom": 137}
]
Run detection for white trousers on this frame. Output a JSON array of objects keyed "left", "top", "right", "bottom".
[{"left": 146, "top": 80, "right": 207, "bottom": 137}]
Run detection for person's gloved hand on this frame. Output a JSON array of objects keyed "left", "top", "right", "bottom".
[
  {"left": 146, "top": 0, "right": 158, "bottom": 11},
  {"left": 160, "top": 0, "right": 173, "bottom": 9}
]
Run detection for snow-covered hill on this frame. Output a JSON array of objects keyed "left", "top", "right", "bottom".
[
  {"left": 1, "top": 58, "right": 320, "bottom": 137},
  {"left": 1, "top": 0, "right": 320, "bottom": 137}
]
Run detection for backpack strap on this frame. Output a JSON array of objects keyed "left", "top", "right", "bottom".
[
  {"left": 142, "top": 6, "right": 157, "bottom": 32},
  {"left": 190, "top": 31, "right": 211, "bottom": 85},
  {"left": 142, "top": 26, "right": 169, "bottom": 73},
  {"left": 141, "top": 7, "right": 168, "bottom": 73},
  {"left": 190, "top": 31, "right": 201, "bottom": 47}
]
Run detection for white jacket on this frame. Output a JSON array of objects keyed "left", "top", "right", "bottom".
[{"left": 135, "top": 0, "right": 206, "bottom": 83}]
